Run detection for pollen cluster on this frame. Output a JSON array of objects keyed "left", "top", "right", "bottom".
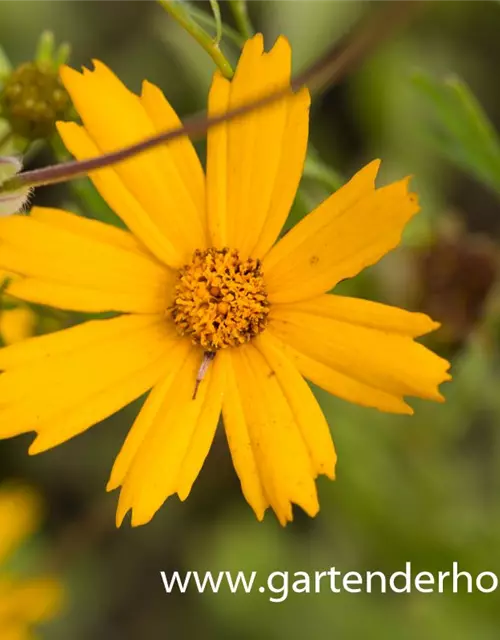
[
  {"left": 171, "top": 248, "right": 270, "bottom": 351},
  {"left": 0, "top": 62, "right": 70, "bottom": 140}
]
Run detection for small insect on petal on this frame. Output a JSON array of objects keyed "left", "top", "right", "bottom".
[
  {"left": 192, "top": 351, "right": 216, "bottom": 400},
  {"left": 0, "top": 156, "right": 32, "bottom": 216}
]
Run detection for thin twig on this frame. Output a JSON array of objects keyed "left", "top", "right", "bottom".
[{"left": 1, "top": 1, "right": 424, "bottom": 195}]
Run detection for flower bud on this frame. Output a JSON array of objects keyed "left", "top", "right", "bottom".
[{"left": 0, "top": 61, "right": 70, "bottom": 140}]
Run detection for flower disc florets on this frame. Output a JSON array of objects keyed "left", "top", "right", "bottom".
[
  {"left": 1, "top": 62, "right": 70, "bottom": 139},
  {"left": 172, "top": 248, "right": 270, "bottom": 351}
]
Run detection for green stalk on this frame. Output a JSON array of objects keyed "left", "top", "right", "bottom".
[
  {"left": 188, "top": 5, "right": 244, "bottom": 48},
  {"left": 229, "top": 0, "right": 254, "bottom": 39},
  {"left": 158, "top": 0, "right": 233, "bottom": 78},
  {"left": 208, "top": 0, "right": 223, "bottom": 46}
]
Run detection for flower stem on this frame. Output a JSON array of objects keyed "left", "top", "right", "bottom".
[
  {"left": 228, "top": 0, "right": 254, "bottom": 40},
  {"left": 208, "top": 0, "right": 223, "bottom": 46},
  {"left": 158, "top": 0, "right": 233, "bottom": 79},
  {"left": 188, "top": 5, "right": 244, "bottom": 48}
]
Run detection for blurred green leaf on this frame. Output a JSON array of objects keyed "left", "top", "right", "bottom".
[
  {"left": 0, "top": 44, "right": 11, "bottom": 78},
  {"left": 303, "top": 149, "right": 344, "bottom": 192},
  {"left": 55, "top": 42, "right": 72, "bottom": 67},
  {"left": 184, "top": 4, "right": 244, "bottom": 48},
  {"left": 413, "top": 71, "right": 500, "bottom": 197},
  {"left": 35, "top": 30, "right": 55, "bottom": 66}
]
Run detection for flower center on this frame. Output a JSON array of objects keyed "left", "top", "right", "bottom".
[{"left": 171, "top": 248, "right": 269, "bottom": 351}]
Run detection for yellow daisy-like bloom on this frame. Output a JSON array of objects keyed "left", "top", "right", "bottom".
[
  {"left": 0, "top": 484, "right": 62, "bottom": 639},
  {"left": 0, "top": 35, "right": 450, "bottom": 526}
]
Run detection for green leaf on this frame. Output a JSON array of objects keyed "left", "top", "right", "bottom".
[
  {"left": 55, "top": 42, "right": 72, "bottom": 67},
  {"left": 413, "top": 71, "right": 500, "bottom": 197},
  {"left": 0, "top": 45, "right": 12, "bottom": 78},
  {"left": 35, "top": 30, "right": 55, "bottom": 66},
  {"left": 35, "top": 31, "right": 71, "bottom": 69},
  {"left": 303, "top": 149, "right": 344, "bottom": 192}
]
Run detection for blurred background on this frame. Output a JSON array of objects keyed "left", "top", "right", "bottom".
[{"left": 1, "top": 1, "right": 500, "bottom": 638}]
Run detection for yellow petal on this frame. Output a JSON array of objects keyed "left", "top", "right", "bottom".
[
  {"left": 277, "top": 294, "right": 441, "bottom": 337},
  {"left": 30, "top": 206, "right": 147, "bottom": 256},
  {"left": 6, "top": 278, "right": 168, "bottom": 315},
  {"left": 227, "top": 343, "right": 319, "bottom": 525},
  {"left": 225, "top": 34, "right": 265, "bottom": 254},
  {"left": 270, "top": 301, "right": 451, "bottom": 409},
  {"left": 0, "top": 484, "right": 40, "bottom": 563},
  {"left": 220, "top": 349, "right": 268, "bottom": 520},
  {"left": 0, "top": 623, "right": 27, "bottom": 640},
  {"left": 0, "top": 313, "right": 157, "bottom": 370},
  {"left": 254, "top": 332, "right": 336, "bottom": 478},
  {"left": 263, "top": 160, "right": 379, "bottom": 274},
  {"left": 116, "top": 346, "right": 224, "bottom": 527},
  {"left": 29, "top": 353, "right": 170, "bottom": 454},
  {"left": 0, "top": 577, "right": 63, "bottom": 623},
  {"left": 206, "top": 72, "right": 230, "bottom": 248},
  {"left": 60, "top": 62, "right": 206, "bottom": 265},
  {"left": 251, "top": 87, "right": 310, "bottom": 258},
  {"left": 57, "top": 122, "right": 179, "bottom": 266},
  {"left": 206, "top": 34, "right": 309, "bottom": 258},
  {"left": 0, "top": 210, "right": 174, "bottom": 314},
  {"left": 107, "top": 338, "right": 192, "bottom": 491},
  {"left": 266, "top": 334, "right": 413, "bottom": 414},
  {"left": 0, "top": 315, "right": 177, "bottom": 450},
  {"left": 0, "top": 622, "right": 27, "bottom": 640},
  {"left": 0, "top": 307, "right": 36, "bottom": 345},
  {"left": 263, "top": 163, "right": 419, "bottom": 303},
  {"left": 140, "top": 80, "right": 206, "bottom": 235},
  {"left": 176, "top": 355, "right": 226, "bottom": 501}
]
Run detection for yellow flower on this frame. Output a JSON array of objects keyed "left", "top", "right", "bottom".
[
  {"left": 0, "top": 484, "right": 62, "bottom": 639},
  {"left": 0, "top": 35, "right": 450, "bottom": 526}
]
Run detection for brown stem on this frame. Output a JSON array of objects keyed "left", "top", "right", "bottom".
[{"left": 2, "top": 1, "right": 425, "bottom": 194}]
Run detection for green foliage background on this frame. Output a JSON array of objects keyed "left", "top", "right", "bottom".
[{"left": 2, "top": 1, "right": 500, "bottom": 638}]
